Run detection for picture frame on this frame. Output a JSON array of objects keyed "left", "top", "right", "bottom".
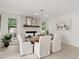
[
  {"left": 26, "top": 16, "right": 33, "bottom": 25},
  {"left": 56, "top": 18, "right": 72, "bottom": 31}
]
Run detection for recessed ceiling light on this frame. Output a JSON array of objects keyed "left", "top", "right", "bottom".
[
  {"left": 34, "top": 13, "right": 39, "bottom": 15},
  {"left": 45, "top": 15, "right": 48, "bottom": 17}
]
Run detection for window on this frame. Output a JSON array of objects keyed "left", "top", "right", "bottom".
[
  {"left": 8, "top": 18, "right": 16, "bottom": 30},
  {"left": 8, "top": 18, "right": 17, "bottom": 38}
]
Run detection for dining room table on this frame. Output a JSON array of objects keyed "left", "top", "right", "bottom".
[
  {"left": 25, "top": 36, "right": 39, "bottom": 44},
  {"left": 25, "top": 35, "right": 54, "bottom": 53},
  {"left": 25, "top": 36, "right": 39, "bottom": 53}
]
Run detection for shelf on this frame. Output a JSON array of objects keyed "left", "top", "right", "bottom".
[{"left": 23, "top": 25, "right": 40, "bottom": 27}]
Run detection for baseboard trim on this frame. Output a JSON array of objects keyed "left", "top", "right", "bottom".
[{"left": 62, "top": 41, "right": 79, "bottom": 48}]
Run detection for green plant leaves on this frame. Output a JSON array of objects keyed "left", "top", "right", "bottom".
[{"left": 1, "top": 33, "right": 12, "bottom": 43}]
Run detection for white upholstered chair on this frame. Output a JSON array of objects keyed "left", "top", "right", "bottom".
[
  {"left": 17, "top": 35, "right": 33, "bottom": 56},
  {"left": 51, "top": 33, "right": 62, "bottom": 53},
  {"left": 34, "top": 35, "right": 51, "bottom": 58}
]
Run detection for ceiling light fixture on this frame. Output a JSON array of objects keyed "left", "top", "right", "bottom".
[{"left": 34, "top": 9, "right": 48, "bottom": 20}]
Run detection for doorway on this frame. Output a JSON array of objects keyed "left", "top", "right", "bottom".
[{"left": 8, "top": 18, "right": 18, "bottom": 45}]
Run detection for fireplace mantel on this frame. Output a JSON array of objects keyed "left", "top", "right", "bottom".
[{"left": 23, "top": 25, "right": 40, "bottom": 27}]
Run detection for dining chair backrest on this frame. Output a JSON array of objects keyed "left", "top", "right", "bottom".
[
  {"left": 17, "top": 34, "right": 23, "bottom": 42},
  {"left": 52, "top": 33, "right": 62, "bottom": 52},
  {"left": 17, "top": 34, "right": 33, "bottom": 56},
  {"left": 37, "top": 35, "right": 52, "bottom": 58}
]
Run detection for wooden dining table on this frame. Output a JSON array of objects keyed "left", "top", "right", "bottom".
[
  {"left": 25, "top": 35, "right": 54, "bottom": 44},
  {"left": 25, "top": 36, "right": 39, "bottom": 44}
]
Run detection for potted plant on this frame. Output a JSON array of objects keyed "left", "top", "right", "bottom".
[{"left": 1, "top": 33, "right": 12, "bottom": 47}]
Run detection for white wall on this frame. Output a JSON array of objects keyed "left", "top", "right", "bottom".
[
  {"left": 49, "top": 11, "right": 79, "bottom": 47},
  {"left": 0, "top": 11, "right": 22, "bottom": 47},
  {"left": 48, "top": 16, "right": 57, "bottom": 34},
  {"left": 1, "top": 11, "right": 21, "bottom": 36},
  {"left": 0, "top": 11, "right": 44, "bottom": 40},
  {"left": 0, "top": 10, "right": 49, "bottom": 47}
]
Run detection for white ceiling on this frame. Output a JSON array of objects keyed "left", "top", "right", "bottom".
[{"left": 0, "top": 0, "right": 79, "bottom": 17}]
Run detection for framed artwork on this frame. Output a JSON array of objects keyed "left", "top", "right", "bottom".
[
  {"left": 26, "top": 17, "right": 32, "bottom": 25},
  {"left": 56, "top": 18, "right": 72, "bottom": 31},
  {"left": 26, "top": 16, "right": 33, "bottom": 25}
]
